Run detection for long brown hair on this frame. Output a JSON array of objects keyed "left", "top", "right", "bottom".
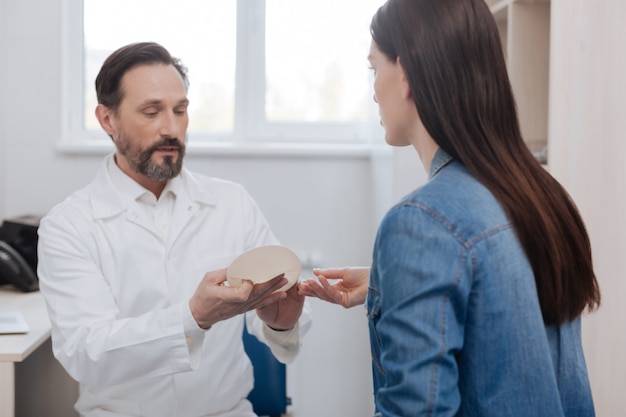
[{"left": 370, "top": 0, "right": 600, "bottom": 325}]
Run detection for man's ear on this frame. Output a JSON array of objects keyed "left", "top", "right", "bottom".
[
  {"left": 397, "top": 57, "right": 412, "bottom": 100},
  {"left": 95, "top": 104, "right": 117, "bottom": 138}
]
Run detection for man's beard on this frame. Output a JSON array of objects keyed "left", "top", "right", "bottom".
[{"left": 116, "top": 131, "right": 186, "bottom": 181}]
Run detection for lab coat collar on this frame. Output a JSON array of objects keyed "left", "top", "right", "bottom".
[{"left": 89, "top": 153, "right": 217, "bottom": 220}]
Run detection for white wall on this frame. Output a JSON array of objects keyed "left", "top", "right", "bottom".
[
  {"left": 391, "top": 146, "right": 429, "bottom": 201},
  {"left": 0, "top": 0, "right": 392, "bottom": 415},
  {"left": 549, "top": 1, "right": 626, "bottom": 415}
]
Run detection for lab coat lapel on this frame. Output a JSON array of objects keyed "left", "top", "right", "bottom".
[
  {"left": 88, "top": 155, "right": 166, "bottom": 239},
  {"left": 89, "top": 157, "right": 216, "bottom": 246},
  {"left": 167, "top": 193, "right": 199, "bottom": 248},
  {"left": 166, "top": 168, "right": 216, "bottom": 248},
  {"left": 125, "top": 202, "right": 157, "bottom": 237}
]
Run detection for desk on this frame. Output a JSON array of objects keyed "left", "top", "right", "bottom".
[{"left": 0, "top": 288, "right": 77, "bottom": 417}]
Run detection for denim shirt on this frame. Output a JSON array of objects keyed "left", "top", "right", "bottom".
[{"left": 367, "top": 149, "right": 594, "bottom": 417}]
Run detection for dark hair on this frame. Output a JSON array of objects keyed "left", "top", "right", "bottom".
[
  {"left": 370, "top": 0, "right": 600, "bottom": 325},
  {"left": 95, "top": 42, "right": 189, "bottom": 113}
]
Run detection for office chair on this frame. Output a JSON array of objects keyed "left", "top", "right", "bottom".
[{"left": 243, "top": 322, "right": 290, "bottom": 417}]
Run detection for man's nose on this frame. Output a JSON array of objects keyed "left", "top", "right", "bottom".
[{"left": 159, "top": 111, "right": 181, "bottom": 137}]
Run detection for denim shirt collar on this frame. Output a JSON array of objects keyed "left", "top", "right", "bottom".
[{"left": 428, "top": 147, "right": 454, "bottom": 179}]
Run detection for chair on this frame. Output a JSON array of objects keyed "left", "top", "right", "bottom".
[{"left": 243, "top": 323, "right": 290, "bottom": 417}]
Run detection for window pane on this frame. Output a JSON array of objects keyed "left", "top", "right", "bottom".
[
  {"left": 265, "top": 0, "right": 385, "bottom": 123},
  {"left": 84, "top": 0, "right": 236, "bottom": 133}
]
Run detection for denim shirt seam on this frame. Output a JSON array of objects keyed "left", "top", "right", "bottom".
[
  {"left": 466, "top": 222, "right": 514, "bottom": 245},
  {"left": 402, "top": 199, "right": 514, "bottom": 250},
  {"left": 398, "top": 202, "right": 514, "bottom": 415},
  {"left": 398, "top": 200, "right": 474, "bottom": 415},
  {"left": 402, "top": 200, "right": 467, "bottom": 247},
  {"left": 427, "top": 242, "right": 471, "bottom": 415}
]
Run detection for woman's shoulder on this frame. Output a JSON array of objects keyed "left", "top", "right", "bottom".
[{"left": 387, "top": 161, "right": 511, "bottom": 243}]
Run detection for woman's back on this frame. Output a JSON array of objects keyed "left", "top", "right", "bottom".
[{"left": 368, "top": 149, "right": 594, "bottom": 416}]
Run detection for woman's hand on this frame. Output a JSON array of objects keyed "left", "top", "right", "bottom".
[{"left": 297, "top": 267, "right": 370, "bottom": 308}]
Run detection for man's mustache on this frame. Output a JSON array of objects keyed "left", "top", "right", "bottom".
[{"left": 148, "top": 137, "right": 184, "bottom": 153}]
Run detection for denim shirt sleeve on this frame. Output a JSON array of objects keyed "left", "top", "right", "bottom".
[{"left": 368, "top": 199, "right": 473, "bottom": 416}]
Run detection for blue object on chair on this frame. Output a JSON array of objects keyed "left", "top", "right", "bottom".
[{"left": 243, "top": 322, "right": 289, "bottom": 417}]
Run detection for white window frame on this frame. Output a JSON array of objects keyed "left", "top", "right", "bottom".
[{"left": 59, "top": 0, "right": 383, "bottom": 156}]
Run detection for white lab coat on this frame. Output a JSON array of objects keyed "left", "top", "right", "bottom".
[{"left": 37, "top": 154, "right": 312, "bottom": 417}]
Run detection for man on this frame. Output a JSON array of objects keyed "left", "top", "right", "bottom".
[{"left": 37, "top": 42, "right": 311, "bottom": 417}]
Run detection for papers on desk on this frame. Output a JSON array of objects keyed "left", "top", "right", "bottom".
[{"left": 0, "top": 310, "right": 30, "bottom": 334}]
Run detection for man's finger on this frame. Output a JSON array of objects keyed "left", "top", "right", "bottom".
[
  {"left": 249, "top": 291, "right": 287, "bottom": 310},
  {"left": 251, "top": 273, "right": 288, "bottom": 296}
]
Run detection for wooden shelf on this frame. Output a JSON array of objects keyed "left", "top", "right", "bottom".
[{"left": 489, "top": 0, "right": 551, "bottom": 164}]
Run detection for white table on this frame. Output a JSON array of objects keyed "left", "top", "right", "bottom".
[{"left": 0, "top": 288, "right": 77, "bottom": 417}]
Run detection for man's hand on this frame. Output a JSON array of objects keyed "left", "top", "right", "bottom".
[
  {"left": 189, "top": 268, "right": 289, "bottom": 329},
  {"left": 297, "top": 267, "right": 369, "bottom": 309},
  {"left": 256, "top": 283, "right": 305, "bottom": 331}
]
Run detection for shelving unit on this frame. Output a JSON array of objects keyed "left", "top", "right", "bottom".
[{"left": 488, "top": 0, "right": 551, "bottom": 164}]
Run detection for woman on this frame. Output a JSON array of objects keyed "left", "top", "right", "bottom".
[{"left": 298, "top": 0, "right": 600, "bottom": 416}]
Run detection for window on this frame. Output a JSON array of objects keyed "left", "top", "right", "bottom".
[{"left": 62, "top": 0, "right": 386, "bottom": 148}]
